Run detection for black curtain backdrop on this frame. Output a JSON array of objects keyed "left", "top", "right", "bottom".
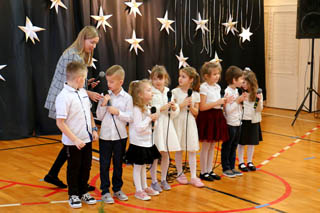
[{"left": 0, "top": 0, "right": 265, "bottom": 140}]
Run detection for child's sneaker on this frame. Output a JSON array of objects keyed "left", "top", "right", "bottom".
[
  {"left": 135, "top": 190, "right": 151, "bottom": 201},
  {"left": 176, "top": 173, "right": 188, "bottom": 184},
  {"left": 144, "top": 187, "right": 159, "bottom": 196},
  {"left": 101, "top": 193, "right": 114, "bottom": 204},
  {"left": 81, "top": 193, "right": 97, "bottom": 205},
  {"left": 190, "top": 177, "right": 205, "bottom": 188},
  {"left": 231, "top": 169, "right": 243, "bottom": 176},
  {"left": 114, "top": 190, "right": 128, "bottom": 201},
  {"left": 223, "top": 170, "right": 236, "bottom": 178},
  {"left": 69, "top": 195, "right": 82, "bottom": 208},
  {"left": 161, "top": 180, "right": 171, "bottom": 191},
  {"left": 151, "top": 182, "right": 162, "bottom": 192}
]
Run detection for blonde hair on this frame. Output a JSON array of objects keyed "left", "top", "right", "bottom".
[
  {"left": 66, "top": 61, "right": 87, "bottom": 81},
  {"left": 200, "top": 62, "right": 222, "bottom": 82},
  {"left": 180, "top": 67, "right": 200, "bottom": 92},
  {"left": 225, "top": 65, "right": 243, "bottom": 85},
  {"left": 150, "top": 65, "right": 171, "bottom": 86},
  {"left": 129, "top": 79, "right": 151, "bottom": 112},
  {"left": 65, "top": 26, "right": 99, "bottom": 66},
  {"left": 243, "top": 68, "right": 259, "bottom": 102},
  {"left": 106, "top": 65, "right": 125, "bottom": 80}
]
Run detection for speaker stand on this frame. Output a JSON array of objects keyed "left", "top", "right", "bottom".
[{"left": 292, "top": 38, "right": 320, "bottom": 126}]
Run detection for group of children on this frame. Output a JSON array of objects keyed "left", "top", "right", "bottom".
[{"left": 55, "top": 60, "right": 263, "bottom": 208}]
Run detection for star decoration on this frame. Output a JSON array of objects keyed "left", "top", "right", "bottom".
[
  {"left": 50, "top": 0, "right": 67, "bottom": 14},
  {"left": 222, "top": 15, "right": 238, "bottom": 35},
  {"left": 176, "top": 49, "right": 189, "bottom": 69},
  {"left": 157, "top": 11, "right": 175, "bottom": 35},
  {"left": 148, "top": 69, "right": 152, "bottom": 74},
  {"left": 125, "top": 30, "right": 144, "bottom": 55},
  {"left": 239, "top": 27, "right": 253, "bottom": 43},
  {"left": 124, "top": 0, "right": 143, "bottom": 18},
  {"left": 210, "top": 52, "right": 223, "bottom": 64},
  {"left": 90, "top": 58, "right": 97, "bottom": 69},
  {"left": 91, "top": 6, "right": 112, "bottom": 32},
  {"left": 0, "top": 65, "right": 7, "bottom": 81},
  {"left": 18, "top": 17, "right": 45, "bottom": 44},
  {"left": 193, "top": 13, "right": 209, "bottom": 35}
]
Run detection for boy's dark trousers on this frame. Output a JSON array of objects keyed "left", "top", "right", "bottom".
[
  {"left": 65, "top": 142, "right": 92, "bottom": 196},
  {"left": 48, "top": 146, "right": 67, "bottom": 177},
  {"left": 99, "top": 138, "right": 127, "bottom": 196},
  {"left": 221, "top": 125, "right": 241, "bottom": 171}
]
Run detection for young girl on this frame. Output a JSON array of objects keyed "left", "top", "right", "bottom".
[
  {"left": 172, "top": 67, "right": 204, "bottom": 187},
  {"left": 126, "top": 80, "right": 162, "bottom": 201},
  {"left": 197, "top": 62, "right": 229, "bottom": 181},
  {"left": 149, "top": 65, "right": 181, "bottom": 192},
  {"left": 238, "top": 68, "right": 263, "bottom": 172}
]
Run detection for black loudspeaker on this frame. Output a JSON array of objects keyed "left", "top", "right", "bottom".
[{"left": 296, "top": 0, "right": 320, "bottom": 39}]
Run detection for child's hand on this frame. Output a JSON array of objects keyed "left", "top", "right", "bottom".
[
  {"left": 92, "top": 131, "right": 99, "bottom": 141},
  {"left": 238, "top": 92, "right": 247, "bottom": 103},
  {"left": 170, "top": 101, "right": 177, "bottom": 111},
  {"left": 256, "top": 93, "right": 262, "bottom": 100},
  {"left": 224, "top": 94, "right": 234, "bottom": 104},
  {"left": 74, "top": 138, "right": 86, "bottom": 150},
  {"left": 150, "top": 113, "right": 158, "bottom": 121},
  {"left": 101, "top": 94, "right": 111, "bottom": 106},
  {"left": 107, "top": 106, "right": 120, "bottom": 115},
  {"left": 182, "top": 97, "right": 192, "bottom": 108},
  {"left": 217, "top": 98, "right": 226, "bottom": 106},
  {"left": 160, "top": 103, "right": 171, "bottom": 112}
]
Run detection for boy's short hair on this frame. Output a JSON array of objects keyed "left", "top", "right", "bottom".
[
  {"left": 106, "top": 65, "right": 125, "bottom": 80},
  {"left": 225, "top": 66, "right": 243, "bottom": 85},
  {"left": 66, "top": 61, "right": 87, "bottom": 81}
]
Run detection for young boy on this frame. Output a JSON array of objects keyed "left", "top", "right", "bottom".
[
  {"left": 55, "top": 61, "right": 98, "bottom": 208},
  {"left": 96, "top": 65, "right": 133, "bottom": 204},
  {"left": 221, "top": 66, "right": 247, "bottom": 178}
]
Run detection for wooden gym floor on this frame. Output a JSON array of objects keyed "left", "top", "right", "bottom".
[{"left": 0, "top": 107, "right": 319, "bottom": 213}]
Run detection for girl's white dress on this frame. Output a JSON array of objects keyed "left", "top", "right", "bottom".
[
  {"left": 151, "top": 86, "right": 181, "bottom": 152},
  {"left": 172, "top": 88, "right": 200, "bottom": 151}
]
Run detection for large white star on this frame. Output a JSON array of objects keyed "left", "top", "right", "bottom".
[
  {"left": 18, "top": 17, "right": 45, "bottom": 44},
  {"left": 91, "top": 6, "right": 112, "bottom": 32},
  {"left": 157, "top": 11, "right": 175, "bottom": 35},
  {"left": 90, "top": 58, "right": 98, "bottom": 69},
  {"left": 50, "top": 0, "right": 67, "bottom": 14},
  {"left": 239, "top": 27, "right": 253, "bottom": 43},
  {"left": 124, "top": 0, "right": 143, "bottom": 18},
  {"left": 125, "top": 30, "right": 144, "bottom": 55},
  {"left": 210, "top": 52, "right": 223, "bottom": 64},
  {"left": 222, "top": 15, "right": 238, "bottom": 35},
  {"left": 193, "top": 13, "right": 209, "bottom": 35},
  {"left": 0, "top": 65, "right": 7, "bottom": 81},
  {"left": 176, "top": 49, "right": 189, "bottom": 69}
]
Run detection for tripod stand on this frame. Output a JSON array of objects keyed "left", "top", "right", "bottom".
[{"left": 292, "top": 38, "right": 320, "bottom": 126}]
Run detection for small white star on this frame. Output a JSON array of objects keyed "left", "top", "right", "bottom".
[
  {"left": 125, "top": 30, "right": 144, "bottom": 55},
  {"left": 193, "top": 13, "right": 209, "bottom": 35},
  {"left": 90, "top": 58, "right": 98, "bottom": 69},
  {"left": 157, "top": 11, "right": 175, "bottom": 35},
  {"left": 222, "top": 15, "right": 238, "bottom": 35},
  {"left": 210, "top": 52, "right": 223, "bottom": 64},
  {"left": 18, "top": 17, "right": 46, "bottom": 44},
  {"left": 176, "top": 49, "right": 189, "bottom": 69},
  {"left": 91, "top": 7, "right": 112, "bottom": 32},
  {"left": 50, "top": 0, "right": 67, "bottom": 14},
  {"left": 239, "top": 27, "right": 253, "bottom": 43},
  {"left": 0, "top": 65, "right": 7, "bottom": 81},
  {"left": 124, "top": 0, "right": 143, "bottom": 18}
]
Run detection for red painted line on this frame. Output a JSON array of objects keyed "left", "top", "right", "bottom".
[
  {"left": 0, "top": 183, "right": 15, "bottom": 190},
  {"left": 0, "top": 179, "right": 57, "bottom": 190},
  {"left": 43, "top": 189, "right": 66, "bottom": 197},
  {"left": 22, "top": 201, "right": 50, "bottom": 206}
]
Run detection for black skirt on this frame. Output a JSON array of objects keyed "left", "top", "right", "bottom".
[
  {"left": 125, "top": 144, "right": 161, "bottom": 165},
  {"left": 239, "top": 120, "right": 263, "bottom": 145}
]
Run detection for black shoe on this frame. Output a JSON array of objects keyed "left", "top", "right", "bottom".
[
  {"left": 238, "top": 163, "right": 249, "bottom": 172},
  {"left": 88, "top": 184, "right": 95, "bottom": 191},
  {"left": 44, "top": 174, "right": 67, "bottom": 188},
  {"left": 199, "top": 173, "right": 214, "bottom": 181},
  {"left": 247, "top": 162, "right": 256, "bottom": 171},
  {"left": 209, "top": 171, "right": 221, "bottom": 180}
]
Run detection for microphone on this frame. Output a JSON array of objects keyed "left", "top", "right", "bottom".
[
  {"left": 254, "top": 88, "right": 262, "bottom": 109},
  {"left": 103, "top": 90, "right": 111, "bottom": 106},
  {"left": 167, "top": 91, "right": 172, "bottom": 112},
  {"left": 151, "top": 106, "right": 157, "bottom": 131},
  {"left": 187, "top": 89, "right": 192, "bottom": 112},
  {"left": 94, "top": 71, "right": 105, "bottom": 82}
]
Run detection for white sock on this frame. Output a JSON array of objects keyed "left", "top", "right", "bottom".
[
  {"left": 200, "top": 142, "right": 209, "bottom": 174},
  {"left": 141, "top": 164, "right": 148, "bottom": 190},
  {"left": 207, "top": 142, "right": 215, "bottom": 173},
  {"left": 189, "top": 152, "right": 197, "bottom": 179},
  {"left": 160, "top": 152, "right": 169, "bottom": 181},
  {"left": 247, "top": 145, "right": 255, "bottom": 163},
  {"left": 150, "top": 159, "right": 158, "bottom": 183},
  {"left": 238, "top": 144, "right": 245, "bottom": 164},
  {"left": 133, "top": 164, "right": 142, "bottom": 192},
  {"left": 175, "top": 151, "right": 183, "bottom": 175}
]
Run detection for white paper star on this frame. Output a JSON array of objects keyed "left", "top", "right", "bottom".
[
  {"left": 210, "top": 52, "right": 223, "bottom": 64},
  {"left": 91, "top": 7, "right": 112, "bottom": 32},
  {"left": 50, "top": 0, "right": 67, "bottom": 14},
  {"left": 125, "top": 30, "right": 144, "bottom": 55},
  {"left": 18, "top": 17, "right": 45, "bottom": 44},
  {"left": 124, "top": 0, "right": 142, "bottom": 18},
  {"left": 222, "top": 15, "right": 238, "bottom": 35},
  {"left": 0, "top": 65, "right": 7, "bottom": 81},
  {"left": 90, "top": 58, "right": 98, "bottom": 69},
  {"left": 157, "top": 11, "right": 175, "bottom": 35},
  {"left": 176, "top": 49, "right": 189, "bottom": 69},
  {"left": 193, "top": 13, "right": 209, "bottom": 35},
  {"left": 239, "top": 27, "right": 253, "bottom": 43}
]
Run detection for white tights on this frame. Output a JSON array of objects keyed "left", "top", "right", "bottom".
[
  {"left": 175, "top": 151, "right": 197, "bottom": 178},
  {"left": 150, "top": 152, "right": 170, "bottom": 183},
  {"left": 133, "top": 164, "right": 147, "bottom": 192},
  {"left": 200, "top": 142, "right": 215, "bottom": 174},
  {"left": 238, "top": 145, "right": 255, "bottom": 164}
]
